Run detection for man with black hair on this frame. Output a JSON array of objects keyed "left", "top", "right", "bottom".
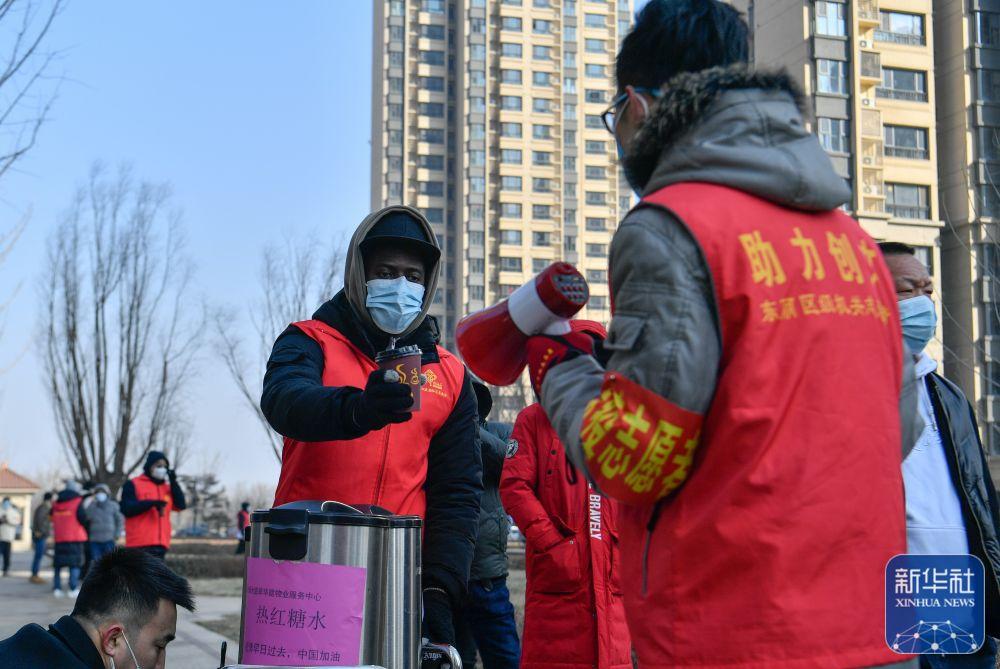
[
  {"left": 262, "top": 205, "right": 482, "bottom": 647},
  {"left": 0, "top": 547, "right": 194, "bottom": 668},
  {"left": 120, "top": 451, "right": 187, "bottom": 559},
  {"left": 525, "top": 0, "right": 918, "bottom": 666},
  {"left": 880, "top": 241, "right": 1000, "bottom": 668}
]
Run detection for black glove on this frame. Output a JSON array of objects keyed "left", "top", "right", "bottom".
[
  {"left": 166, "top": 468, "right": 177, "bottom": 482},
  {"left": 351, "top": 369, "right": 414, "bottom": 433},
  {"left": 421, "top": 588, "right": 455, "bottom": 646}
]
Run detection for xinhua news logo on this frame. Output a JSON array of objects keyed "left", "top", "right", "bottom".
[{"left": 885, "top": 554, "right": 985, "bottom": 655}]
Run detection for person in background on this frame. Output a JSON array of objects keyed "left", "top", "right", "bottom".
[
  {"left": 261, "top": 206, "right": 482, "bottom": 647},
  {"left": 0, "top": 547, "right": 194, "bottom": 669},
  {"left": 235, "top": 502, "right": 251, "bottom": 554},
  {"left": 81, "top": 484, "right": 123, "bottom": 564},
  {"left": 30, "top": 492, "right": 53, "bottom": 584},
  {"left": 880, "top": 242, "right": 1000, "bottom": 668},
  {"left": 501, "top": 321, "right": 632, "bottom": 669},
  {"left": 120, "top": 451, "right": 186, "bottom": 559},
  {"left": 453, "top": 378, "right": 520, "bottom": 669},
  {"left": 51, "top": 481, "right": 88, "bottom": 598},
  {"left": 0, "top": 497, "right": 21, "bottom": 577}
]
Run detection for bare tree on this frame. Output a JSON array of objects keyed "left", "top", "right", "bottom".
[
  {"left": 491, "top": 373, "right": 533, "bottom": 425},
  {"left": 0, "top": 0, "right": 65, "bottom": 183},
  {"left": 214, "top": 233, "right": 344, "bottom": 462},
  {"left": 40, "top": 163, "right": 201, "bottom": 492}
]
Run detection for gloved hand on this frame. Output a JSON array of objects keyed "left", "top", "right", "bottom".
[
  {"left": 421, "top": 587, "right": 455, "bottom": 646},
  {"left": 166, "top": 468, "right": 177, "bottom": 482},
  {"left": 525, "top": 331, "right": 595, "bottom": 395},
  {"left": 152, "top": 500, "right": 168, "bottom": 510},
  {"left": 351, "top": 369, "right": 414, "bottom": 433}
]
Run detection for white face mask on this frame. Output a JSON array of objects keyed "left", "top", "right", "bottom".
[
  {"left": 151, "top": 467, "right": 168, "bottom": 482},
  {"left": 95, "top": 492, "right": 109, "bottom": 503}
]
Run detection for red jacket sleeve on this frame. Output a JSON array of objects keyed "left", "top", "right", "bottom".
[{"left": 499, "top": 406, "right": 565, "bottom": 552}]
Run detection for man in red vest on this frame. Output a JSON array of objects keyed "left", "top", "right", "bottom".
[
  {"left": 501, "top": 321, "right": 631, "bottom": 669},
  {"left": 234, "top": 502, "right": 251, "bottom": 554},
  {"left": 524, "top": 2, "right": 919, "bottom": 667},
  {"left": 261, "top": 206, "right": 482, "bottom": 646},
  {"left": 120, "top": 451, "right": 187, "bottom": 559},
  {"left": 50, "top": 482, "right": 88, "bottom": 598}
]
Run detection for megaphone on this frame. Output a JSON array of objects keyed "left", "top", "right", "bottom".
[{"left": 456, "top": 262, "right": 589, "bottom": 386}]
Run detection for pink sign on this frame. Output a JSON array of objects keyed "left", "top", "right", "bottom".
[{"left": 242, "top": 558, "right": 367, "bottom": 666}]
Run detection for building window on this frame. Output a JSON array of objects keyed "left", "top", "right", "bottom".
[
  {"left": 533, "top": 124, "right": 553, "bottom": 139},
  {"left": 470, "top": 123, "right": 485, "bottom": 139},
  {"left": 585, "top": 139, "right": 607, "bottom": 154},
  {"left": 877, "top": 68, "right": 927, "bottom": 102},
  {"left": 584, "top": 89, "right": 605, "bottom": 103},
  {"left": 585, "top": 165, "right": 606, "bottom": 179},
  {"left": 470, "top": 44, "right": 487, "bottom": 60},
  {"left": 469, "top": 258, "right": 485, "bottom": 274},
  {"left": 501, "top": 122, "right": 522, "bottom": 138},
  {"left": 585, "top": 38, "right": 605, "bottom": 53},
  {"left": 469, "top": 150, "right": 486, "bottom": 166},
  {"left": 534, "top": 0, "right": 551, "bottom": 7},
  {"left": 419, "top": 128, "right": 445, "bottom": 144},
  {"left": 976, "top": 12, "right": 1000, "bottom": 47},
  {"left": 470, "top": 96, "right": 486, "bottom": 112},
  {"left": 565, "top": 103, "right": 577, "bottom": 119},
  {"left": 500, "top": 203, "right": 522, "bottom": 218},
  {"left": 502, "top": 17, "right": 523, "bottom": 31},
  {"left": 817, "top": 117, "right": 849, "bottom": 154},
  {"left": 979, "top": 71, "right": 1000, "bottom": 103},
  {"left": 419, "top": 102, "right": 444, "bottom": 117},
  {"left": 564, "top": 0, "right": 576, "bottom": 15},
  {"left": 390, "top": 26, "right": 404, "bottom": 40},
  {"left": 389, "top": 52, "right": 404, "bottom": 67},
  {"left": 884, "top": 125, "right": 929, "bottom": 160},
  {"left": 388, "top": 103, "right": 403, "bottom": 120},
  {"left": 586, "top": 243, "right": 608, "bottom": 257},
  {"left": 470, "top": 70, "right": 486, "bottom": 86},
  {"left": 564, "top": 182, "right": 576, "bottom": 197},
  {"left": 422, "top": 208, "right": 443, "bottom": 223},
  {"left": 532, "top": 258, "right": 550, "bottom": 273},
  {"left": 500, "top": 229, "right": 523, "bottom": 244},
  {"left": 421, "top": 24, "right": 445, "bottom": 39},
  {"left": 533, "top": 177, "right": 554, "bottom": 192},
  {"left": 501, "top": 69, "right": 523, "bottom": 84},
  {"left": 532, "top": 204, "right": 553, "bottom": 219},
  {"left": 815, "top": 1, "right": 846, "bottom": 37},
  {"left": 565, "top": 26, "right": 577, "bottom": 41},
  {"left": 876, "top": 10, "right": 925, "bottom": 45},
  {"left": 470, "top": 205, "right": 484, "bottom": 220},
  {"left": 564, "top": 156, "right": 576, "bottom": 170},
  {"left": 388, "top": 130, "right": 403, "bottom": 144},
  {"left": 470, "top": 177, "right": 485, "bottom": 193},
  {"left": 533, "top": 151, "right": 553, "bottom": 165},
  {"left": 499, "top": 284, "right": 520, "bottom": 296},
  {"left": 816, "top": 59, "right": 847, "bottom": 95},
  {"left": 886, "top": 183, "right": 930, "bottom": 219},
  {"left": 501, "top": 95, "right": 523, "bottom": 110},
  {"left": 502, "top": 43, "right": 523, "bottom": 58},
  {"left": 470, "top": 18, "right": 486, "bottom": 33},
  {"left": 589, "top": 295, "right": 608, "bottom": 310},
  {"left": 469, "top": 231, "right": 485, "bottom": 245},
  {"left": 564, "top": 130, "right": 576, "bottom": 143},
  {"left": 501, "top": 0, "right": 522, "bottom": 4},
  {"left": 533, "top": 71, "right": 555, "bottom": 86},
  {"left": 501, "top": 149, "right": 523, "bottom": 163},
  {"left": 533, "top": 231, "right": 553, "bottom": 246},
  {"left": 388, "top": 156, "right": 403, "bottom": 171},
  {"left": 419, "top": 181, "right": 444, "bottom": 196},
  {"left": 533, "top": 45, "right": 553, "bottom": 60},
  {"left": 585, "top": 63, "right": 606, "bottom": 78},
  {"left": 565, "top": 235, "right": 577, "bottom": 251},
  {"left": 389, "top": 0, "right": 404, "bottom": 16},
  {"left": 422, "top": 0, "right": 446, "bottom": 13},
  {"left": 978, "top": 127, "right": 1000, "bottom": 161},
  {"left": 389, "top": 77, "right": 404, "bottom": 93},
  {"left": 585, "top": 114, "right": 603, "bottom": 129},
  {"left": 533, "top": 98, "right": 553, "bottom": 113},
  {"left": 587, "top": 269, "right": 608, "bottom": 282},
  {"left": 418, "top": 154, "right": 445, "bottom": 169},
  {"left": 584, "top": 13, "right": 605, "bottom": 28},
  {"left": 564, "top": 77, "right": 577, "bottom": 93},
  {"left": 500, "top": 257, "right": 523, "bottom": 272},
  {"left": 420, "top": 50, "right": 445, "bottom": 65},
  {"left": 619, "top": 195, "right": 632, "bottom": 212},
  {"left": 564, "top": 208, "right": 576, "bottom": 223},
  {"left": 564, "top": 50, "right": 576, "bottom": 67},
  {"left": 533, "top": 19, "right": 553, "bottom": 34},
  {"left": 420, "top": 76, "right": 445, "bottom": 91},
  {"left": 912, "top": 246, "right": 934, "bottom": 275},
  {"left": 586, "top": 217, "right": 606, "bottom": 231},
  {"left": 469, "top": 285, "right": 485, "bottom": 300},
  {"left": 501, "top": 176, "right": 523, "bottom": 191},
  {"left": 585, "top": 191, "right": 607, "bottom": 205},
  {"left": 388, "top": 182, "right": 402, "bottom": 198}
]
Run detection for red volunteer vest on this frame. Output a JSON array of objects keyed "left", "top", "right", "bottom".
[
  {"left": 273, "top": 320, "right": 465, "bottom": 517},
  {"left": 616, "top": 183, "right": 907, "bottom": 668},
  {"left": 125, "top": 474, "right": 174, "bottom": 548},
  {"left": 51, "top": 497, "right": 87, "bottom": 543}
]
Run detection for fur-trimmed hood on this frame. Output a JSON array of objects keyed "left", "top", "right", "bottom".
[{"left": 624, "top": 65, "right": 851, "bottom": 212}]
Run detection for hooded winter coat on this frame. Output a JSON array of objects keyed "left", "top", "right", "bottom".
[
  {"left": 261, "top": 205, "right": 482, "bottom": 606},
  {"left": 120, "top": 451, "right": 187, "bottom": 550},
  {"left": 80, "top": 486, "right": 123, "bottom": 544},
  {"left": 500, "top": 404, "right": 631, "bottom": 669}
]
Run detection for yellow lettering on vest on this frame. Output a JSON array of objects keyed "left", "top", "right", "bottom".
[{"left": 739, "top": 230, "right": 786, "bottom": 287}]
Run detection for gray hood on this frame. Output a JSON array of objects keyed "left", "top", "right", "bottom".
[
  {"left": 625, "top": 65, "right": 851, "bottom": 212},
  {"left": 344, "top": 204, "right": 441, "bottom": 339}
]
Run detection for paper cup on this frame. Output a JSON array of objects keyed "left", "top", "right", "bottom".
[{"left": 375, "top": 345, "right": 422, "bottom": 412}]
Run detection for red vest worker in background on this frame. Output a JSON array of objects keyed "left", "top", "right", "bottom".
[
  {"left": 524, "top": 2, "right": 918, "bottom": 667},
  {"left": 50, "top": 482, "right": 88, "bottom": 598},
  {"left": 235, "top": 502, "right": 251, "bottom": 555},
  {"left": 261, "top": 206, "right": 482, "bottom": 647},
  {"left": 501, "top": 322, "right": 631, "bottom": 669},
  {"left": 120, "top": 450, "right": 186, "bottom": 560}
]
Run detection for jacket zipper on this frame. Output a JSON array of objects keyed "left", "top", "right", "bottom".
[
  {"left": 926, "top": 378, "right": 1000, "bottom": 595},
  {"left": 373, "top": 426, "right": 391, "bottom": 506},
  {"left": 642, "top": 500, "right": 666, "bottom": 595}
]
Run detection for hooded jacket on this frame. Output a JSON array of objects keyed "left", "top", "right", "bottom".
[
  {"left": 540, "top": 66, "right": 915, "bottom": 668},
  {"left": 80, "top": 486, "right": 123, "bottom": 544},
  {"left": 261, "top": 205, "right": 482, "bottom": 604},
  {"left": 120, "top": 451, "right": 186, "bottom": 549}
]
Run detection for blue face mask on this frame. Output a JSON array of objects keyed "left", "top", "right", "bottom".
[
  {"left": 365, "top": 276, "right": 426, "bottom": 335},
  {"left": 897, "top": 295, "right": 937, "bottom": 354}
]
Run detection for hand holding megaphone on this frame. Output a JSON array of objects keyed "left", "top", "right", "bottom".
[{"left": 456, "top": 263, "right": 589, "bottom": 386}]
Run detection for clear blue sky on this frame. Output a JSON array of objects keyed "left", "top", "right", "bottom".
[{"left": 0, "top": 2, "right": 374, "bottom": 491}]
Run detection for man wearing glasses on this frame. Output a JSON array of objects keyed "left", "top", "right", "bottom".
[{"left": 523, "top": 0, "right": 919, "bottom": 667}]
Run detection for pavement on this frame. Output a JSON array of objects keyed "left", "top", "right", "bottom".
[{"left": 0, "top": 550, "right": 242, "bottom": 667}]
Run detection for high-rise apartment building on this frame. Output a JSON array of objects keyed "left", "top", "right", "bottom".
[{"left": 371, "top": 0, "right": 633, "bottom": 344}]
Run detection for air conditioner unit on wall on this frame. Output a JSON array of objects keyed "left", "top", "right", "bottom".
[
  {"left": 863, "top": 157, "right": 873, "bottom": 165},
  {"left": 862, "top": 98, "right": 872, "bottom": 107},
  {"left": 860, "top": 39, "right": 870, "bottom": 48}
]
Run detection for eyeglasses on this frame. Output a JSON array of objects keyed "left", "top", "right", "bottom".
[{"left": 600, "top": 87, "right": 662, "bottom": 135}]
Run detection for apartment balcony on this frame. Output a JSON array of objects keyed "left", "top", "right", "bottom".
[
  {"left": 861, "top": 137, "right": 884, "bottom": 167},
  {"left": 861, "top": 108, "right": 883, "bottom": 138},
  {"left": 875, "top": 87, "right": 928, "bottom": 102},
  {"left": 862, "top": 178, "right": 885, "bottom": 198},
  {"left": 874, "top": 30, "right": 926, "bottom": 47},
  {"left": 885, "top": 145, "right": 929, "bottom": 160},
  {"left": 887, "top": 204, "right": 931, "bottom": 219},
  {"left": 860, "top": 51, "right": 882, "bottom": 84},
  {"left": 857, "top": 0, "right": 879, "bottom": 26}
]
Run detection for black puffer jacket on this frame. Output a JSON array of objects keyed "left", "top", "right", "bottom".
[
  {"left": 925, "top": 372, "right": 1000, "bottom": 636},
  {"left": 471, "top": 420, "right": 514, "bottom": 581}
]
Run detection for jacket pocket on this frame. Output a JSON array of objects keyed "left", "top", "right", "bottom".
[
  {"left": 603, "top": 314, "right": 646, "bottom": 352},
  {"left": 533, "top": 535, "right": 582, "bottom": 594},
  {"left": 609, "top": 531, "right": 624, "bottom": 595}
]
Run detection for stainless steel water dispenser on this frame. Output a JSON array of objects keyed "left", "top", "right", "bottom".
[{"left": 242, "top": 501, "right": 422, "bottom": 669}]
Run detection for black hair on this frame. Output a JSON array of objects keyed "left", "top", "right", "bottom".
[
  {"left": 616, "top": 0, "right": 749, "bottom": 92},
  {"left": 73, "top": 548, "right": 194, "bottom": 630},
  {"left": 43, "top": 492, "right": 53, "bottom": 501},
  {"left": 877, "top": 242, "right": 916, "bottom": 257},
  {"left": 1, "top": 497, "right": 9, "bottom": 503}
]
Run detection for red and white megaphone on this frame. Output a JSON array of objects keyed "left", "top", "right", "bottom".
[{"left": 456, "top": 262, "right": 589, "bottom": 386}]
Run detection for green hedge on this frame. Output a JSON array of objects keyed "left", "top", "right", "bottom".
[{"left": 166, "top": 554, "right": 245, "bottom": 579}]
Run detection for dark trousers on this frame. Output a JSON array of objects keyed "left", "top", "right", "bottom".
[
  {"left": 31, "top": 537, "right": 46, "bottom": 576},
  {"left": 0, "top": 541, "right": 10, "bottom": 574},
  {"left": 919, "top": 636, "right": 999, "bottom": 669},
  {"left": 454, "top": 576, "right": 520, "bottom": 669},
  {"left": 235, "top": 539, "right": 245, "bottom": 554},
  {"left": 88, "top": 541, "right": 116, "bottom": 562},
  {"left": 138, "top": 545, "right": 167, "bottom": 560}
]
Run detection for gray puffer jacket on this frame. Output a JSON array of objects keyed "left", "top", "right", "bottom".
[
  {"left": 81, "top": 499, "right": 123, "bottom": 544},
  {"left": 470, "top": 421, "right": 513, "bottom": 582}
]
